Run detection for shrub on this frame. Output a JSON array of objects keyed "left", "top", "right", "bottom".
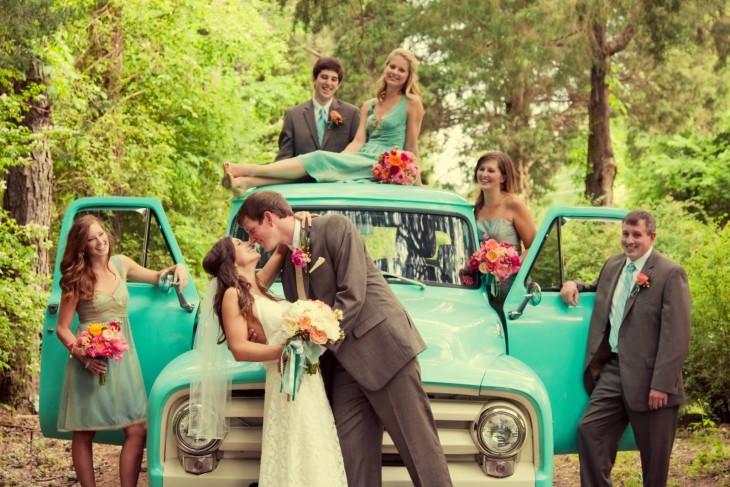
[
  {"left": 0, "top": 210, "right": 48, "bottom": 410},
  {"left": 683, "top": 222, "right": 730, "bottom": 422}
]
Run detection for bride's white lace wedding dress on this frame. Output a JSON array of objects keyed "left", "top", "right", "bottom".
[{"left": 254, "top": 296, "right": 347, "bottom": 486}]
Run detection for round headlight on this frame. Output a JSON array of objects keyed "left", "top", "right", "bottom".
[
  {"left": 173, "top": 403, "right": 223, "bottom": 455},
  {"left": 471, "top": 406, "right": 526, "bottom": 458}
]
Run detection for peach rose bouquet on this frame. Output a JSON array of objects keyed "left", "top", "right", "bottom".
[{"left": 279, "top": 300, "right": 344, "bottom": 400}]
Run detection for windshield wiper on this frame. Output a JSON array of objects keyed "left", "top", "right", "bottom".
[{"left": 381, "top": 272, "right": 427, "bottom": 290}]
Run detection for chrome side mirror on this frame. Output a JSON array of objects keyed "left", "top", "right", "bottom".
[
  {"left": 159, "top": 269, "right": 194, "bottom": 312},
  {"left": 508, "top": 282, "right": 542, "bottom": 320}
]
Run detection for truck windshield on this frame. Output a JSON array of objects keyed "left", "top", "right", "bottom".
[{"left": 232, "top": 208, "right": 476, "bottom": 287}]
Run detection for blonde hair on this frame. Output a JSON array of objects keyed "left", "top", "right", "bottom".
[{"left": 375, "top": 48, "right": 422, "bottom": 100}]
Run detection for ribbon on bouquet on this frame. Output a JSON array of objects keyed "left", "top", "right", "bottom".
[{"left": 279, "top": 337, "right": 326, "bottom": 401}]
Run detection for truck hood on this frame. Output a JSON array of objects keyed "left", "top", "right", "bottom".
[{"left": 152, "top": 283, "right": 506, "bottom": 395}]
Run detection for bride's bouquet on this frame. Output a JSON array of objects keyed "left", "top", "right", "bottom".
[
  {"left": 280, "top": 300, "right": 344, "bottom": 400},
  {"left": 372, "top": 147, "right": 420, "bottom": 185}
]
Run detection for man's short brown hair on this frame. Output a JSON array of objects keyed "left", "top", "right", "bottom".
[
  {"left": 623, "top": 209, "right": 656, "bottom": 234},
  {"left": 236, "top": 190, "right": 293, "bottom": 225},
  {"left": 313, "top": 57, "right": 345, "bottom": 82}
]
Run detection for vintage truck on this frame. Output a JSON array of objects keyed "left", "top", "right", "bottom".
[{"left": 39, "top": 182, "right": 630, "bottom": 486}]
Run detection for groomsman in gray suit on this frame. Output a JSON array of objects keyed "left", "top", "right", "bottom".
[
  {"left": 238, "top": 190, "right": 452, "bottom": 487},
  {"left": 560, "top": 209, "right": 691, "bottom": 487},
  {"left": 275, "top": 57, "right": 360, "bottom": 162}
]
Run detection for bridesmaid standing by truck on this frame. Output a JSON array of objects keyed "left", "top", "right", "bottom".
[{"left": 55, "top": 215, "right": 188, "bottom": 487}]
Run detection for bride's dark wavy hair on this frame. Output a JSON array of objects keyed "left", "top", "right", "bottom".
[{"left": 202, "top": 237, "right": 274, "bottom": 344}]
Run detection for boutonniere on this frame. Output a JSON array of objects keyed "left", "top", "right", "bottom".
[
  {"left": 292, "top": 229, "right": 312, "bottom": 271},
  {"left": 327, "top": 110, "right": 343, "bottom": 129},
  {"left": 631, "top": 273, "right": 651, "bottom": 297}
]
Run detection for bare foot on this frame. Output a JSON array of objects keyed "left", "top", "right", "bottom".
[
  {"left": 221, "top": 172, "right": 234, "bottom": 189},
  {"left": 225, "top": 163, "right": 254, "bottom": 178},
  {"left": 230, "top": 176, "right": 253, "bottom": 198}
]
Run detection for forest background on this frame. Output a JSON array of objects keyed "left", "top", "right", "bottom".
[{"left": 1, "top": 0, "right": 729, "bottom": 431}]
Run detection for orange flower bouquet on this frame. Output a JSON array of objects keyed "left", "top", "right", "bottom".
[{"left": 372, "top": 147, "right": 420, "bottom": 185}]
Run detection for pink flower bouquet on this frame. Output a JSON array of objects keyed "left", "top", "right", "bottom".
[
  {"left": 279, "top": 300, "right": 344, "bottom": 400},
  {"left": 75, "top": 321, "right": 129, "bottom": 385},
  {"left": 372, "top": 148, "right": 420, "bottom": 185},
  {"left": 468, "top": 233, "right": 521, "bottom": 296}
]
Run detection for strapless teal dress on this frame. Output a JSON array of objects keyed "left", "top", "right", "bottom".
[
  {"left": 298, "top": 97, "right": 407, "bottom": 181},
  {"left": 57, "top": 255, "right": 147, "bottom": 431}
]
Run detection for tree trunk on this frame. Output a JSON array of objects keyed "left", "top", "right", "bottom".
[
  {"left": 3, "top": 60, "right": 52, "bottom": 277},
  {"left": 585, "top": 23, "right": 616, "bottom": 206},
  {"left": 584, "top": 19, "right": 634, "bottom": 206},
  {"left": 586, "top": 60, "right": 615, "bottom": 206},
  {"left": 507, "top": 86, "right": 533, "bottom": 198},
  {"left": 0, "top": 60, "right": 52, "bottom": 412}
]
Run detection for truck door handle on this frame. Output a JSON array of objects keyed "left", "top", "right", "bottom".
[
  {"left": 508, "top": 282, "right": 542, "bottom": 320},
  {"left": 158, "top": 270, "right": 195, "bottom": 313}
]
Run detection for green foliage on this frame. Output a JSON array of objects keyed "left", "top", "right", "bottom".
[
  {"left": 686, "top": 427, "right": 730, "bottom": 481},
  {"left": 0, "top": 71, "right": 35, "bottom": 174},
  {"left": 0, "top": 0, "right": 78, "bottom": 73},
  {"left": 44, "top": 0, "right": 309, "bottom": 271},
  {"left": 683, "top": 222, "right": 730, "bottom": 422},
  {"left": 0, "top": 210, "right": 47, "bottom": 407},
  {"left": 625, "top": 126, "right": 730, "bottom": 224}
]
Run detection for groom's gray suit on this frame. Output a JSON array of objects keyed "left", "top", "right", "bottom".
[
  {"left": 280, "top": 214, "right": 452, "bottom": 487},
  {"left": 575, "top": 249, "right": 691, "bottom": 487},
  {"left": 275, "top": 99, "right": 360, "bottom": 161}
]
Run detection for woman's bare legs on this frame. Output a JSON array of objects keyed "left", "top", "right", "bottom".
[
  {"left": 223, "top": 158, "right": 308, "bottom": 180},
  {"left": 72, "top": 430, "right": 97, "bottom": 487},
  {"left": 120, "top": 422, "right": 146, "bottom": 487}
]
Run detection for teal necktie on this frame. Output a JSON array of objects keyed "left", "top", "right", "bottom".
[
  {"left": 317, "top": 108, "right": 327, "bottom": 145},
  {"left": 609, "top": 261, "right": 636, "bottom": 352}
]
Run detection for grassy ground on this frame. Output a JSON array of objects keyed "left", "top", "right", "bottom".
[{"left": 1, "top": 407, "right": 729, "bottom": 486}]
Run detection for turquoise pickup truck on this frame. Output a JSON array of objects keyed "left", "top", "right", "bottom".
[{"left": 39, "top": 182, "right": 629, "bottom": 486}]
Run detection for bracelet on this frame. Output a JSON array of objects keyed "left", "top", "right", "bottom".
[{"left": 65, "top": 341, "right": 74, "bottom": 350}]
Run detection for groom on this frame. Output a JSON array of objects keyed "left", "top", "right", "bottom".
[{"left": 237, "top": 190, "right": 452, "bottom": 487}]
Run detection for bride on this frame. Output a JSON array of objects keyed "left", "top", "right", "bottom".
[{"left": 191, "top": 236, "right": 347, "bottom": 486}]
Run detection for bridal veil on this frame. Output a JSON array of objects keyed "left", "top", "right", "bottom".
[{"left": 188, "top": 278, "right": 232, "bottom": 440}]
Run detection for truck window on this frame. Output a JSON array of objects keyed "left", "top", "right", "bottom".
[
  {"left": 74, "top": 208, "right": 175, "bottom": 271},
  {"left": 232, "top": 208, "right": 476, "bottom": 287},
  {"left": 528, "top": 218, "right": 623, "bottom": 291}
]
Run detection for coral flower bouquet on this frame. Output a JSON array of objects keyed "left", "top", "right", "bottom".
[
  {"left": 75, "top": 321, "right": 129, "bottom": 385},
  {"left": 372, "top": 147, "right": 420, "bottom": 185},
  {"left": 468, "top": 233, "right": 522, "bottom": 296},
  {"left": 279, "top": 300, "right": 344, "bottom": 400}
]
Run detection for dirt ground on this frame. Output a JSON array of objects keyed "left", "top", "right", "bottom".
[{"left": 1, "top": 408, "right": 728, "bottom": 486}]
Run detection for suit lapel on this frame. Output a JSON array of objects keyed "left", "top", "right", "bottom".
[{"left": 302, "top": 100, "right": 320, "bottom": 149}]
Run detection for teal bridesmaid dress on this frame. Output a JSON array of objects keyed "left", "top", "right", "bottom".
[
  {"left": 298, "top": 96, "right": 408, "bottom": 181},
  {"left": 57, "top": 255, "right": 147, "bottom": 431}
]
